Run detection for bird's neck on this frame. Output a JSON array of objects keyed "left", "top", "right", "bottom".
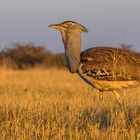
[{"left": 61, "top": 30, "right": 82, "bottom": 73}]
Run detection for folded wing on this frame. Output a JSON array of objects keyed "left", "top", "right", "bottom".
[{"left": 80, "top": 47, "right": 140, "bottom": 81}]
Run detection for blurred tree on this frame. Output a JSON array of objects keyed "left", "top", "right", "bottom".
[
  {"left": 0, "top": 43, "right": 66, "bottom": 69},
  {"left": 6, "top": 43, "right": 47, "bottom": 69}
]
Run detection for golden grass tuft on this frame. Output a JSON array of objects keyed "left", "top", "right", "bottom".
[{"left": 0, "top": 68, "right": 140, "bottom": 140}]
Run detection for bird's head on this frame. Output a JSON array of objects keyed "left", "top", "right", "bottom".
[
  {"left": 48, "top": 21, "right": 88, "bottom": 33},
  {"left": 49, "top": 21, "right": 87, "bottom": 73}
]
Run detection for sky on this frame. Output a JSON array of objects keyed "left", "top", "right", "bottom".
[{"left": 0, "top": 0, "right": 140, "bottom": 53}]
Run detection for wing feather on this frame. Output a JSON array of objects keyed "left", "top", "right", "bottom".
[{"left": 80, "top": 47, "right": 140, "bottom": 81}]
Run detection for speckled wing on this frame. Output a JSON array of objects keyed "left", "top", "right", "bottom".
[{"left": 80, "top": 47, "right": 140, "bottom": 81}]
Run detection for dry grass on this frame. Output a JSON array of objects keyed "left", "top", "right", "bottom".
[{"left": 0, "top": 68, "right": 140, "bottom": 140}]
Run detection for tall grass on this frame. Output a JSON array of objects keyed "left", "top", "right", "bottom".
[{"left": 0, "top": 68, "right": 140, "bottom": 140}]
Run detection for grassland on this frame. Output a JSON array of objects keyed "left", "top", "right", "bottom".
[{"left": 0, "top": 68, "right": 140, "bottom": 140}]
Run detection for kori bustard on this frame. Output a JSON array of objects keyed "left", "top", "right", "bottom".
[{"left": 49, "top": 21, "right": 140, "bottom": 106}]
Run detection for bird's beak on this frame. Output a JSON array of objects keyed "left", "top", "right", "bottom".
[{"left": 48, "top": 24, "right": 61, "bottom": 30}]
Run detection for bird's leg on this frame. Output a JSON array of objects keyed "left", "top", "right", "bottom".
[
  {"left": 99, "top": 91, "right": 104, "bottom": 101},
  {"left": 112, "top": 91, "right": 124, "bottom": 110},
  {"left": 97, "top": 91, "right": 104, "bottom": 110}
]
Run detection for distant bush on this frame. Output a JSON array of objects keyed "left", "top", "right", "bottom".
[{"left": 0, "top": 43, "right": 66, "bottom": 69}]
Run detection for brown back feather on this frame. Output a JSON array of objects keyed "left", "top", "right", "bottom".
[{"left": 80, "top": 47, "right": 140, "bottom": 81}]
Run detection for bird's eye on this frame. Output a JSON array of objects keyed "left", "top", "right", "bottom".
[{"left": 67, "top": 23, "right": 73, "bottom": 27}]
